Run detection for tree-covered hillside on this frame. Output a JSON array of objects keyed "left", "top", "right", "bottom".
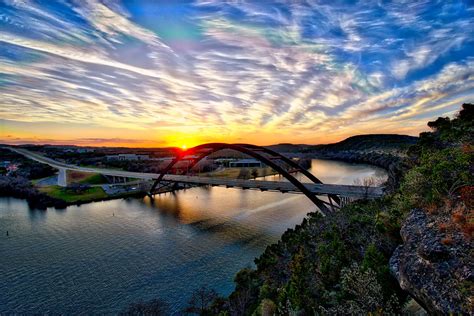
[
  {"left": 312, "top": 134, "right": 418, "bottom": 152},
  {"left": 266, "top": 134, "right": 418, "bottom": 153}
]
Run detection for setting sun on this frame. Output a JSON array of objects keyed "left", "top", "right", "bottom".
[{"left": 181, "top": 145, "right": 187, "bottom": 150}]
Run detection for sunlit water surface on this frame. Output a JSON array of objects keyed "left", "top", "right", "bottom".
[{"left": 0, "top": 159, "right": 386, "bottom": 314}]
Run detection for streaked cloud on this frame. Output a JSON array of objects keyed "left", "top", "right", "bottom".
[{"left": 0, "top": 0, "right": 473, "bottom": 146}]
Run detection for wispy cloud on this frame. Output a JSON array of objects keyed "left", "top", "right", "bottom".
[
  {"left": 1, "top": 135, "right": 166, "bottom": 147},
  {"left": 0, "top": 0, "right": 473, "bottom": 145}
]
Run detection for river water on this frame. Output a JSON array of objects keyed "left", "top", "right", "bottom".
[{"left": 0, "top": 159, "right": 386, "bottom": 314}]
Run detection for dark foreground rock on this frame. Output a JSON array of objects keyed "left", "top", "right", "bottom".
[{"left": 390, "top": 208, "right": 473, "bottom": 314}]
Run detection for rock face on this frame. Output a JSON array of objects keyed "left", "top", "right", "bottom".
[{"left": 390, "top": 208, "right": 473, "bottom": 314}]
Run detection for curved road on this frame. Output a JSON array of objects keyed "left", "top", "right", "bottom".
[{"left": 6, "top": 147, "right": 383, "bottom": 199}]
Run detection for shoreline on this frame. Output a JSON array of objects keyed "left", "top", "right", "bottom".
[{"left": 0, "top": 185, "right": 147, "bottom": 210}]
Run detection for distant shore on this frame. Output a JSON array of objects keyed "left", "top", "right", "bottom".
[{"left": 308, "top": 150, "right": 404, "bottom": 191}]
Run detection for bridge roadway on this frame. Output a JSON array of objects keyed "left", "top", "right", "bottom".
[{"left": 7, "top": 147, "right": 384, "bottom": 199}]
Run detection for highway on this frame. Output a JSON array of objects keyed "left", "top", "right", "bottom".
[{"left": 7, "top": 147, "right": 384, "bottom": 198}]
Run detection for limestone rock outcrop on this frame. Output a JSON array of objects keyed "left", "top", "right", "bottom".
[{"left": 390, "top": 208, "right": 473, "bottom": 314}]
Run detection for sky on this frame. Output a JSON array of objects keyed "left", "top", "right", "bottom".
[{"left": 0, "top": 0, "right": 473, "bottom": 148}]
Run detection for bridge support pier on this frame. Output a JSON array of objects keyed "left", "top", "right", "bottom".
[{"left": 57, "top": 168, "right": 67, "bottom": 187}]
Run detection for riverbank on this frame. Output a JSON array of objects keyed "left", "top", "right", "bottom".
[
  {"left": 0, "top": 176, "right": 68, "bottom": 209},
  {"left": 40, "top": 185, "right": 147, "bottom": 206},
  {"left": 0, "top": 175, "right": 147, "bottom": 210}
]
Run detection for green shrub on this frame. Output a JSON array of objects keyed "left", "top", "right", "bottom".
[
  {"left": 401, "top": 147, "right": 471, "bottom": 206},
  {"left": 324, "top": 264, "right": 399, "bottom": 314}
]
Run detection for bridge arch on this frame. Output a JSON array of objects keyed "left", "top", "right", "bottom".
[{"left": 150, "top": 143, "right": 336, "bottom": 214}]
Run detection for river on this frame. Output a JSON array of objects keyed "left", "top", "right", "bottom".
[{"left": 0, "top": 159, "right": 386, "bottom": 314}]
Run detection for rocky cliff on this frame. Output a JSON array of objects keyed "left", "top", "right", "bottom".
[{"left": 390, "top": 208, "right": 473, "bottom": 314}]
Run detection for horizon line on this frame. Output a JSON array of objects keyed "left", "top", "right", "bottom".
[{"left": 0, "top": 133, "right": 418, "bottom": 149}]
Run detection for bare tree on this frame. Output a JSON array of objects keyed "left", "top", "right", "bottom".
[
  {"left": 353, "top": 176, "right": 384, "bottom": 199},
  {"left": 183, "top": 285, "right": 218, "bottom": 315},
  {"left": 237, "top": 168, "right": 250, "bottom": 179},
  {"left": 120, "top": 298, "right": 169, "bottom": 316},
  {"left": 230, "top": 287, "right": 252, "bottom": 316},
  {"left": 251, "top": 168, "right": 259, "bottom": 179}
]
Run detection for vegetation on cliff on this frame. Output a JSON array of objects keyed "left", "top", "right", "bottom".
[
  {"left": 390, "top": 103, "right": 473, "bottom": 313},
  {"left": 208, "top": 104, "right": 472, "bottom": 315},
  {"left": 207, "top": 198, "right": 406, "bottom": 315}
]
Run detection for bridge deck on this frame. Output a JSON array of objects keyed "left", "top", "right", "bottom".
[
  {"left": 7, "top": 147, "right": 384, "bottom": 198},
  {"left": 160, "top": 175, "right": 383, "bottom": 198}
]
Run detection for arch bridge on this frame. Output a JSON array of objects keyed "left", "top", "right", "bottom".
[{"left": 150, "top": 143, "right": 383, "bottom": 215}]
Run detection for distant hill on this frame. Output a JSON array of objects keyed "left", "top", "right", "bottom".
[
  {"left": 264, "top": 143, "right": 309, "bottom": 152},
  {"left": 312, "top": 134, "right": 418, "bottom": 152},
  {"left": 266, "top": 134, "right": 418, "bottom": 153}
]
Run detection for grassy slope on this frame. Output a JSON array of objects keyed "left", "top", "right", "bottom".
[
  {"left": 66, "top": 171, "right": 108, "bottom": 185},
  {"left": 39, "top": 185, "right": 107, "bottom": 202},
  {"left": 79, "top": 173, "right": 108, "bottom": 184}
]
